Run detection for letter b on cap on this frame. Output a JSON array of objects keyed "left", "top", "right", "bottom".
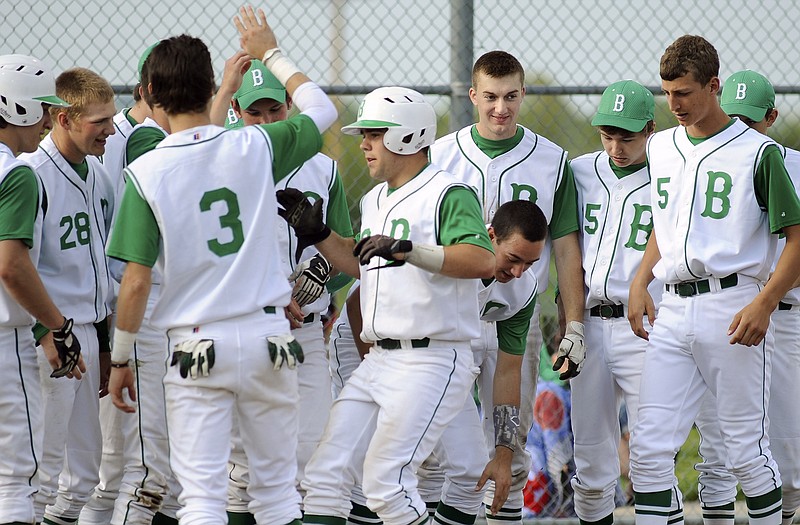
[
  {"left": 613, "top": 94, "right": 625, "bottom": 112},
  {"left": 736, "top": 82, "right": 747, "bottom": 100},
  {"left": 252, "top": 69, "right": 263, "bottom": 87}
]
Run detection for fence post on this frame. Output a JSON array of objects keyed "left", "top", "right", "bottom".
[{"left": 449, "top": 0, "right": 473, "bottom": 133}]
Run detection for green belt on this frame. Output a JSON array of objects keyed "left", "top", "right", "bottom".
[
  {"left": 665, "top": 274, "right": 738, "bottom": 297},
  {"left": 263, "top": 306, "right": 277, "bottom": 314},
  {"left": 303, "top": 313, "right": 317, "bottom": 324},
  {"left": 376, "top": 337, "right": 430, "bottom": 350}
]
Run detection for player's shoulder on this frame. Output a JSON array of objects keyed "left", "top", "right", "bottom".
[
  {"left": 432, "top": 128, "right": 461, "bottom": 148},
  {"left": 570, "top": 150, "right": 604, "bottom": 169},
  {"left": 520, "top": 125, "right": 567, "bottom": 155}
]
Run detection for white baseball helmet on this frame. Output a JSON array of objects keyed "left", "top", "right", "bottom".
[
  {"left": 0, "top": 54, "right": 69, "bottom": 126},
  {"left": 341, "top": 86, "right": 436, "bottom": 155}
]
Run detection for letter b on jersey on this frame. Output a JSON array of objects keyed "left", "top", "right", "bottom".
[{"left": 701, "top": 171, "right": 732, "bottom": 219}]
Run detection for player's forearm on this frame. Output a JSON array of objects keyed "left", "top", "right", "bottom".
[
  {"left": 316, "top": 233, "right": 360, "bottom": 278},
  {"left": 493, "top": 351, "right": 522, "bottom": 407},
  {"left": 345, "top": 285, "right": 372, "bottom": 359},
  {"left": 0, "top": 240, "right": 64, "bottom": 329},
  {"left": 209, "top": 90, "right": 234, "bottom": 127},
  {"left": 553, "top": 232, "right": 585, "bottom": 322},
  {"left": 762, "top": 224, "right": 800, "bottom": 305},
  {"left": 291, "top": 81, "right": 337, "bottom": 134},
  {"left": 631, "top": 231, "right": 661, "bottom": 288},
  {"left": 114, "top": 262, "right": 152, "bottom": 335},
  {"left": 440, "top": 243, "right": 494, "bottom": 279}
]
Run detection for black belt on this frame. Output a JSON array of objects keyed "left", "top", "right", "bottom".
[
  {"left": 376, "top": 338, "right": 430, "bottom": 350},
  {"left": 263, "top": 306, "right": 277, "bottom": 314},
  {"left": 590, "top": 304, "right": 625, "bottom": 319},
  {"left": 665, "top": 274, "right": 738, "bottom": 297},
  {"left": 779, "top": 302, "right": 797, "bottom": 311}
]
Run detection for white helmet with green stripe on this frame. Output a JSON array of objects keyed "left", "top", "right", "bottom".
[
  {"left": 0, "top": 54, "right": 69, "bottom": 126},
  {"left": 341, "top": 86, "right": 436, "bottom": 155}
]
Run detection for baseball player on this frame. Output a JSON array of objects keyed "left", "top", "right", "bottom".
[
  {"left": 627, "top": 35, "right": 800, "bottom": 525},
  {"left": 212, "top": 57, "right": 354, "bottom": 525},
  {"left": 429, "top": 50, "right": 585, "bottom": 525},
  {"left": 19, "top": 66, "right": 116, "bottom": 524},
  {"left": 0, "top": 53, "right": 79, "bottom": 525},
  {"left": 276, "top": 85, "right": 495, "bottom": 525},
  {"left": 80, "top": 41, "right": 165, "bottom": 525},
  {"left": 571, "top": 79, "right": 684, "bottom": 525},
  {"left": 106, "top": 7, "right": 338, "bottom": 524},
  {"left": 692, "top": 70, "right": 800, "bottom": 525}
]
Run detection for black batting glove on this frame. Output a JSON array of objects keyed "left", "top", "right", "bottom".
[{"left": 276, "top": 188, "right": 331, "bottom": 263}]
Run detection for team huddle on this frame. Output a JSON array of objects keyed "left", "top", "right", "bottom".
[{"left": 0, "top": 4, "right": 799, "bottom": 525}]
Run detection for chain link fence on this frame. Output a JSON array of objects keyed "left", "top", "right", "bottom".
[{"left": 6, "top": 0, "right": 800, "bottom": 521}]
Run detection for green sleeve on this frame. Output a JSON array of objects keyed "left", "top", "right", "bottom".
[
  {"left": 326, "top": 171, "right": 354, "bottom": 238},
  {"left": 549, "top": 161, "right": 580, "bottom": 239},
  {"left": 106, "top": 175, "right": 159, "bottom": 267},
  {"left": 125, "top": 126, "right": 167, "bottom": 164},
  {"left": 754, "top": 144, "right": 800, "bottom": 233},
  {"left": 496, "top": 293, "right": 537, "bottom": 355},
  {"left": 0, "top": 166, "right": 39, "bottom": 247},
  {"left": 260, "top": 114, "right": 323, "bottom": 183},
  {"left": 438, "top": 186, "right": 494, "bottom": 252}
]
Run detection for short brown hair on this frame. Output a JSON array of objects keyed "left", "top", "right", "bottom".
[
  {"left": 598, "top": 121, "right": 655, "bottom": 137},
  {"left": 50, "top": 68, "right": 114, "bottom": 120},
  {"left": 660, "top": 35, "right": 719, "bottom": 86},
  {"left": 147, "top": 34, "right": 214, "bottom": 115},
  {"left": 472, "top": 51, "right": 525, "bottom": 87}
]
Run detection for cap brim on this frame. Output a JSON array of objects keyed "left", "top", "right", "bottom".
[
  {"left": 720, "top": 102, "right": 768, "bottom": 122},
  {"left": 34, "top": 95, "right": 70, "bottom": 107},
  {"left": 236, "top": 87, "right": 286, "bottom": 109},
  {"left": 340, "top": 119, "right": 400, "bottom": 135},
  {"left": 591, "top": 113, "right": 647, "bottom": 133}
]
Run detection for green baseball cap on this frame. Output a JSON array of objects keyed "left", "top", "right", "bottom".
[
  {"left": 720, "top": 70, "right": 775, "bottom": 122},
  {"left": 224, "top": 103, "right": 244, "bottom": 130},
  {"left": 233, "top": 60, "right": 286, "bottom": 109},
  {"left": 591, "top": 80, "right": 655, "bottom": 132},
  {"left": 137, "top": 41, "right": 159, "bottom": 82}
]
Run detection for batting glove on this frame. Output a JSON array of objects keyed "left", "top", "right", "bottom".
[
  {"left": 552, "top": 321, "right": 585, "bottom": 380},
  {"left": 290, "top": 254, "right": 333, "bottom": 308},
  {"left": 171, "top": 339, "right": 215, "bottom": 379},
  {"left": 50, "top": 318, "right": 82, "bottom": 378},
  {"left": 267, "top": 334, "right": 304, "bottom": 370},
  {"left": 276, "top": 188, "right": 331, "bottom": 263},
  {"left": 353, "top": 235, "right": 412, "bottom": 266}
]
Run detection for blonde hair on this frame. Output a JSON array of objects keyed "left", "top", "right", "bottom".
[{"left": 50, "top": 67, "right": 114, "bottom": 120}]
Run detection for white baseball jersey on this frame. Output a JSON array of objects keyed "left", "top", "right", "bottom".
[
  {"left": 479, "top": 271, "right": 537, "bottom": 324},
  {"left": 0, "top": 144, "right": 43, "bottom": 327},
  {"left": 101, "top": 108, "right": 136, "bottom": 192},
  {"left": 358, "top": 165, "right": 481, "bottom": 342},
  {"left": 777, "top": 144, "right": 800, "bottom": 305},
  {"left": 118, "top": 125, "right": 292, "bottom": 330},
  {"left": 648, "top": 120, "right": 777, "bottom": 283},
  {"left": 20, "top": 134, "right": 114, "bottom": 324},
  {"left": 572, "top": 151, "right": 661, "bottom": 308},
  {"left": 431, "top": 125, "right": 568, "bottom": 290}
]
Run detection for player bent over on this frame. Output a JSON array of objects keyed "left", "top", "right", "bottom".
[
  {"left": 0, "top": 54, "right": 79, "bottom": 525},
  {"left": 692, "top": 70, "right": 800, "bottom": 525},
  {"left": 628, "top": 35, "right": 800, "bottom": 525},
  {"left": 571, "top": 80, "right": 683, "bottom": 525},
  {"left": 278, "top": 86, "right": 495, "bottom": 525},
  {"left": 106, "top": 7, "right": 338, "bottom": 525},
  {"left": 20, "top": 67, "right": 116, "bottom": 525}
]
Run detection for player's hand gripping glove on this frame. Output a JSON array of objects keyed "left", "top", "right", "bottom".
[
  {"left": 290, "top": 254, "right": 333, "bottom": 308},
  {"left": 276, "top": 188, "right": 331, "bottom": 263},
  {"left": 267, "top": 335, "right": 304, "bottom": 370},
  {"left": 171, "top": 339, "right": 215, "bottom": 379},
  {"left": 353, "top": 235, "right": 412, "bottom": 266},
  {"left": 50, "top": 318, "right": 82, "bottom": 378},
  {"left": 552, "top": 321, "right": 585, "bottom": 380}
]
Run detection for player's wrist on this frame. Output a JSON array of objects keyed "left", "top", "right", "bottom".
[
  {"left": 404, "top": 243, "right": 444, "bottom": 273},
  {"left": 493, "top": 404, "right": 520, "bottom": 452},
  {"left": 111, "top": 329, "right": 137, "bottom": 363},
  {"left": 262, "top": 48, "right": 301, "bottom": 87}
]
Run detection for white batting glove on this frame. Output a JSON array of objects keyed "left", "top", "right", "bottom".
[
  {"left": 267, "top": 335, "right": 305, "bottom": 370},
  {"left": 171, "top": 339, "right": 215, "bottom": 380},
  {"left": 290, "top": 254, "right": 333, "bottom": 308},
  {"left": 552, "top": 321, "right": 585, "bottom": 380}
]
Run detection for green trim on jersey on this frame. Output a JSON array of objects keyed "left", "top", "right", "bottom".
[
  {"left": 126, "top": 126, "right": 167, "bottom": 164},
  {"left": 438, "top": 186, "right": 494, "bottom": 251},
  {"left": 0, "top": 166, "right": 39, "bottom": 248},
  {"left": 686, "top": 118, "right": 736, "bottom": 145},
  {"left": 610, "top": 159, "right": 647, "bottom": 179},
  {"left": 549, "top": 161, "right": 580, "bottom": 239},
  {"left": 496, "top": 291, "right": 536, "bottom": 355},
  {"left": 67, "top": 159, "right": 89, "bottom": 182},
  {"left": 106, "top": 176, "right": 159, "bottom": 267},
  {"left": 470, "top": 125, "right": 525, "bottom": 159},
  {"left": 260, "top": 114, "right": 323, "bottom": 183},
  {"left": 124, "top": 107, "right": 137, "bottom": 127},
  {"left": 754, "top": 144, "right": 800, "bottom": 233}
]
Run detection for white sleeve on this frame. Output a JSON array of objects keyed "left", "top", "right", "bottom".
[{"left": 291, "top": 81, "right": 337, "bottom": 134}]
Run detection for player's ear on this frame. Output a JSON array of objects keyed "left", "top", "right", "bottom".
[
  {"left": 766, "top": 108, "right": 778, "bottom": 128},
  {"left": 487, "top": 226, "right": 496, "bottom": 242},
  {"left": 468, "top": 87, "right": 478, "bottom": 106},
  {"left": 232, "top": 99, "right": 243, "bottom": 118},
  {"left": 285, "top": 95, "right": 293, "bottom": 112},
  {"left": 708, "top": 76, "right": 721, "bottom": 95},
  {"left": 55, "top": 110, "right": 70, "bottom": 129}
]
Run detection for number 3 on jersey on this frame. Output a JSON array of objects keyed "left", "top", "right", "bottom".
[{"left": 200, "top": 187, "right": 244, "bottom": 257}]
